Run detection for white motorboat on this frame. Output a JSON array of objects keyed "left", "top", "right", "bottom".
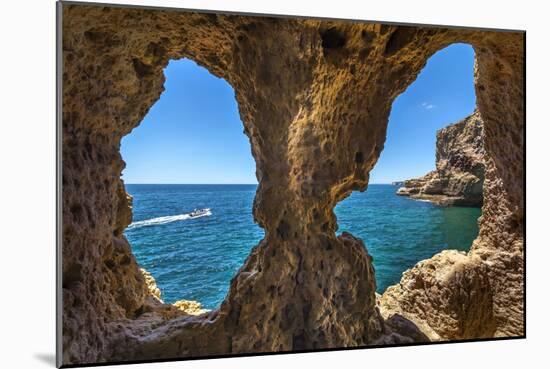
[{"left": 189, "top": 208, "right": 211, "bottom": 218}]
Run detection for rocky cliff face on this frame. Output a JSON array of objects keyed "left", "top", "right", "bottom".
[
  {"left": 60, "top": 3, "right": 524, "bottom": 366},
  {"left": 396, "top": 110, "right": 485, "bottom": 206}
]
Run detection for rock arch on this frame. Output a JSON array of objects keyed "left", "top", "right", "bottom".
[{"left": 61, "top": 3, "right": 524, "bottom": 365}]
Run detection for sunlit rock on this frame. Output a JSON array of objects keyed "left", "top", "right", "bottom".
[{"left": 60, "top": 3, "right": 524, "bottom": 365}]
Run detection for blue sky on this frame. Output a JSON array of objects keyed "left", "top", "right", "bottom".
[
  {"left": 121, "top": 59, "right": 257, "bottom": 184},
  {"left": 121, "top": 43, "right": 475, "bottom": 184},
  {"left": 369, "top": 43, "right": 476, "bottom": 183}
]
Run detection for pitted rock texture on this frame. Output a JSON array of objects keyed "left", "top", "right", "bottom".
[
  {"left": 396, "top": 110, "right": 485, "bottom": 206},
  {"left": 379, "top": 250, "right": 496, "bottom": 340},
  {"left": 61, "top": 3, "right": 524, "bottom": 366}
]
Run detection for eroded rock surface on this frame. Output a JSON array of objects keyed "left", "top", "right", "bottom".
[
  {"left": 61, "top": 3, "right": 524, "bottom": 366},
  {"left": 396, "top": 110, "right": 485, "bottom": 206},
  {"left": 383, "top": 105, "right": 524, "bottom": 340},
  {"left": 379, "top": 249, "right": 496, "bottom": 340}
]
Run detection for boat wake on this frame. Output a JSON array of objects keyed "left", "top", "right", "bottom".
[{"left": 128, "top": 210, "right": 212, "bottom": 229}]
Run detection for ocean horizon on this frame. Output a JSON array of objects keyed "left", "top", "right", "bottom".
[{"left": 124, "top": 183, "right": 480, "bottom": 309}]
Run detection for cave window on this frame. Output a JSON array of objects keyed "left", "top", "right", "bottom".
[
  {"left": 120, "top": 58, "right": 263, "bottom": 310},
  {"left": 335, "top": 43, "right": 481, "bottom": 293}
]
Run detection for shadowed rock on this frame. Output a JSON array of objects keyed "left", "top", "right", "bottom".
[{"left": 60, "top": 3, "right": 524, "bottom": 365}]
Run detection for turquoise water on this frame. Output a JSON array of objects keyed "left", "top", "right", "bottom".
[
  {"left": 334, "top": 185, "right": 481, "bottom": 291},
  {"left": 125, "top": 184, "right": 480, "bottom": 309}
]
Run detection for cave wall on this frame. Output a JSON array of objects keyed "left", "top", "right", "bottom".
[{"left": 61, "top": 3, "right": 524, "bottom": 365}]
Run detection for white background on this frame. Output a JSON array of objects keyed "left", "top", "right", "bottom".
[{"left": 0, "top": 0, "right": 547, "bottom": 368}]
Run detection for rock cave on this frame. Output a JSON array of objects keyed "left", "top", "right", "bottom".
[{"left": 60, "top": 3, "right": 524, "bottom": 365}]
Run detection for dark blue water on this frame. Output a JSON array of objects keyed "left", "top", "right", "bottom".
[{"left": 125, "top": 184, "right": 480, "bottom": 309}]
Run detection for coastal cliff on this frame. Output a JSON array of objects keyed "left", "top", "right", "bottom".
[
  {"left": 61, "top": 3, "right": 524, "bottom": 365},
  {"left": 396, "top": 110, "right": 485, "bottom": 206}
]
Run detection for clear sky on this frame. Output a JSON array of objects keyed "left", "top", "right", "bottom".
[
  {"left": 369, "top": 43, "right": 476, "bottom": 183},
  {"left": 121, "top": 59, "right": 257, "bottom": 184},
  {"left": 121, "top": 43, "right": 475, "bottom": 184}
]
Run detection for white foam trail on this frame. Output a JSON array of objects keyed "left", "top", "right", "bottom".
[{"left": 128, "top": 210, "right": 212, "bottom": 229}]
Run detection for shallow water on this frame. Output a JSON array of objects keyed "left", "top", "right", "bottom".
[
  {"left": 125, "top": 184, "right": 480, "bottom": 309},
  {"left": 334, "top": 185, "right": 481, "bottom": 291}
]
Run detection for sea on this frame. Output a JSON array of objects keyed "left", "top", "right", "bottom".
[{"left": 124, "top": 184, "right": 480, "bottom": 309}]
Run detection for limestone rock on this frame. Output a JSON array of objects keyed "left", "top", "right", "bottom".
[
  {"left": 140, "top": 268, "right": 209, "bottom": 315},
  {"left": 396, "top": 110, "right": 485, "bottom": 206},
  {"left": 379, "top": 250, "right": 496, "bottom": 340},
  {"left": 60, "top": 3, "right": 524, "bottom": 365},
  {"left": 172, "top": 300, "right": 209, "bottom": 316},
  {"left": 141, "top": 268, "right": 161, "bottom": 302}
]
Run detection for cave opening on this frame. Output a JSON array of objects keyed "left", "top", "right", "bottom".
[
  {"left": 120, "top": 58, "right": 263, "bottom": 310},
  {"left": 60, "top": 6, "right": 525, "bottom": 359},
  {"left": 335, "top": 43, "right": 483, "bottom": 293}
]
